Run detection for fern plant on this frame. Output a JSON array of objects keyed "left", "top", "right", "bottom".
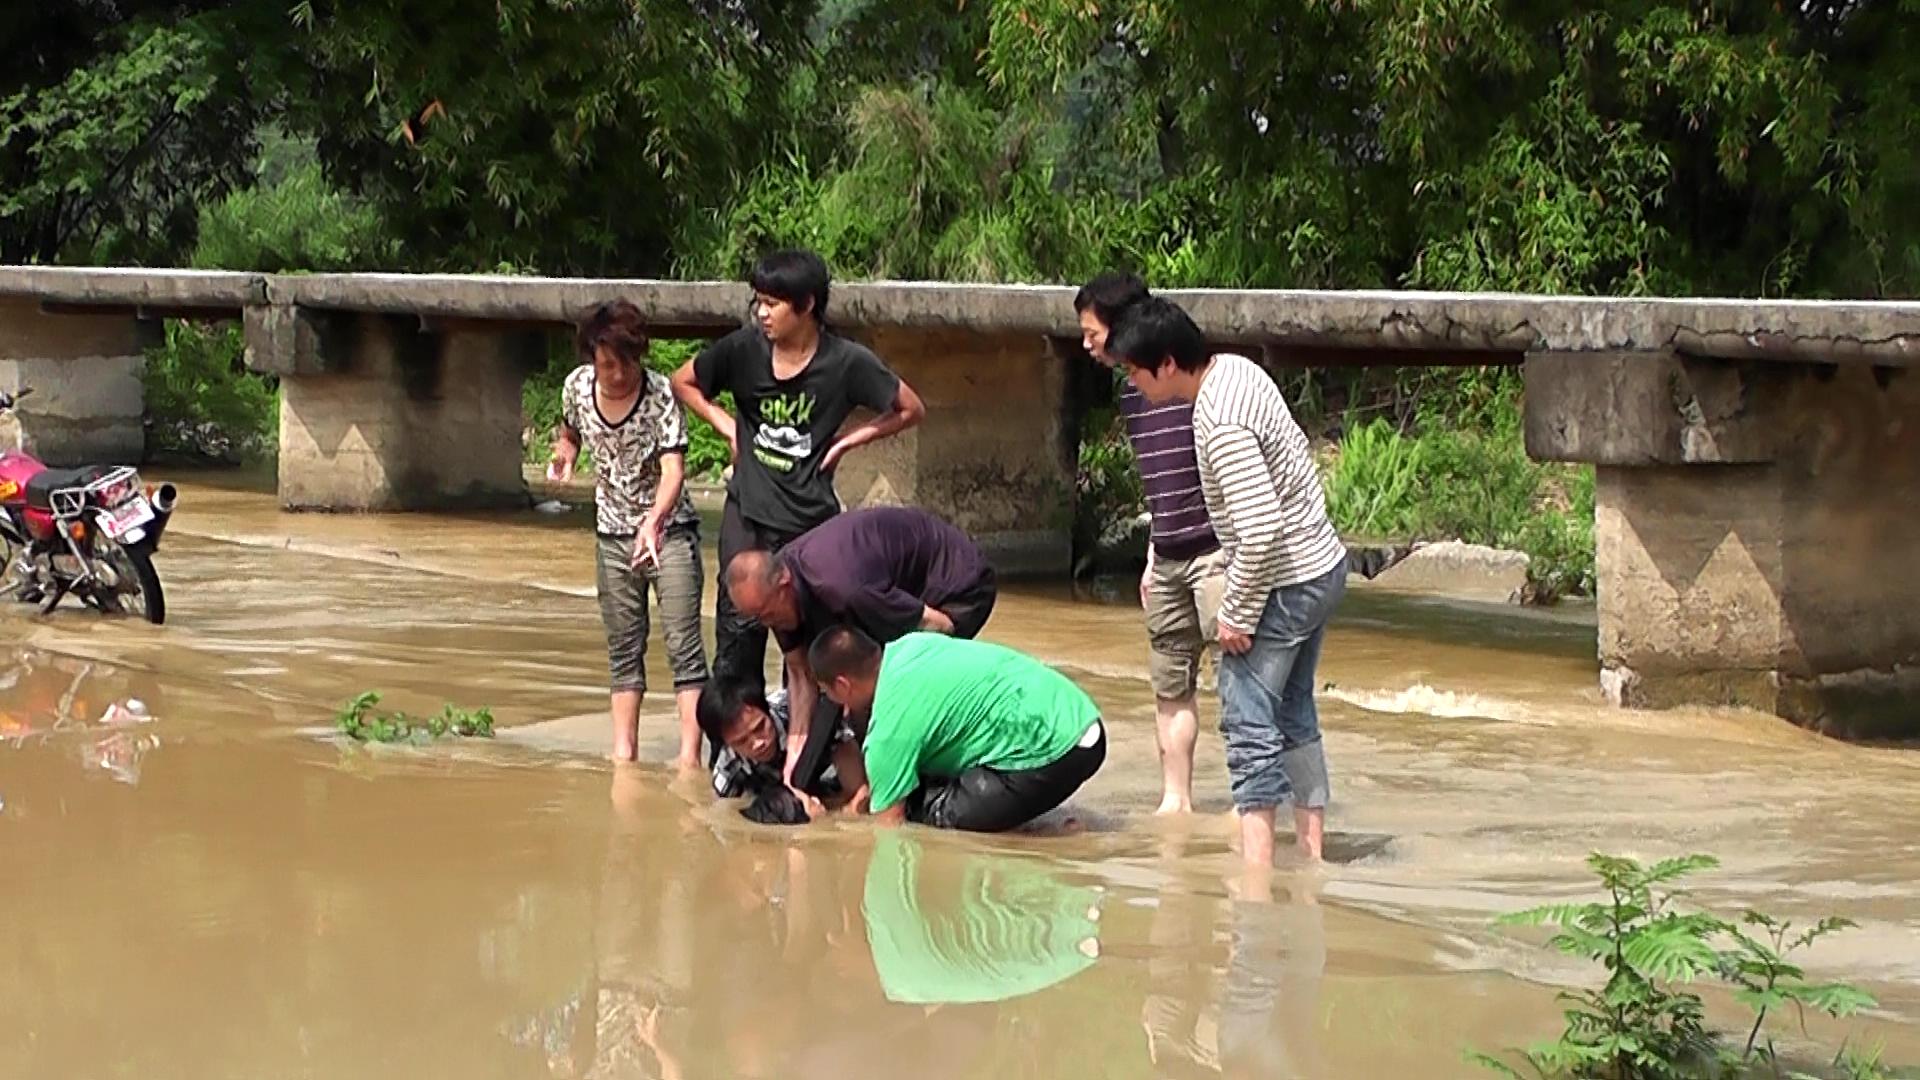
[{"left": 1473, "top": 853, "right": 1889, "bottom": 1080}]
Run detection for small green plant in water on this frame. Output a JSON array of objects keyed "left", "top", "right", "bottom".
[
  {"left": 336, "top": 692, "right": 495, "bottom": 744},
  {"left": 1473, "top": 853, "right": 1890, "bottom": 1080}
]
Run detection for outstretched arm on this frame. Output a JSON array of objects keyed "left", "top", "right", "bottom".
[{"left": 782, "top": 648, "right": 817, "bottom": 788}]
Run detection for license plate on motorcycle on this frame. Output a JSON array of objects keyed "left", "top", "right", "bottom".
[{"left": 98, "top": 496, "right": 154, "bottom": 540}]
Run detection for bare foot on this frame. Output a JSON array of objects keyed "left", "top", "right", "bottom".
[
  {"left": 671, "top": 754, "right": 703, "bottom": 773},
  {"left": 1153, "top": 796, "right": 1193, "bottom": 815},
  {"left": 611, "top": 744, "right": 638, "bottom": 764}
]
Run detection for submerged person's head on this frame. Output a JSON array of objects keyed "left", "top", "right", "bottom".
[
  {"left": 575, "top": 299, "right": 650, "bottom": 398},
  {"left": 723, "top": 550, "right": 801, "bottom": 631},
  {"left": 697, "top": 680, "right": 782, "bottom": 765},
  {"left": 750, "top": 249, "right": 830, "bottom": 343},
  {"left": 1073, "top": 271, "right": 1150, "bottom": 367},
  {"left": 808, "top": 625, "right": 884, "bottom": 718},
  {"left": 1107, "top": 297, "right": 1210, "bottom": 405}
]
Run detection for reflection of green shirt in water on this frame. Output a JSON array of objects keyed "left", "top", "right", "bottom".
[
  {"left": 862, "top": 633, "right": 1100, "bottom": 814},
  {"left": 861, "top": 831, "right": 1100, "bottom": 1005}
]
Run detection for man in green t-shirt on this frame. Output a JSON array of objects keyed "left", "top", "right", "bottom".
[{"left": 806, "top": 627, "right": 1106, "bottom": 832}]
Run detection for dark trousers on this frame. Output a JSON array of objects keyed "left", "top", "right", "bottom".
[
  {"left": 714, "top": 496, "right": 818, "bottom": 690},
  {"left": 906, "top": 722, "right": 1106, "bottom": 833},
  {"left": 944, "top": 569, "right": 998, "bottom": 640}
]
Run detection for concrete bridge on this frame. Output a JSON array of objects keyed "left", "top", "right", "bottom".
[{"left": 2, "top": 266, "right": 1915, "bottom": 739}]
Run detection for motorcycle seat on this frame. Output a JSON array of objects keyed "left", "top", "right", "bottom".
[{"left": 25, "top": 466, "right": 110, "bottom": 509}]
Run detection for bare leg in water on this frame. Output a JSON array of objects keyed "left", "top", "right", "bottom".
[
  {"left": 611, "top": 689, "right": 642, "bottom": 763},
  {"left": 674, "top": 686, "right": 702, "bottom": 771},
  {"left": 1155, "top": 693, "right": 1199, "bottom": 815}
]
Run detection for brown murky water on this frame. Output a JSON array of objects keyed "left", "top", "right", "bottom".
[{"left": 4, "top": 470, "right": 1918, "bottom": 1079}]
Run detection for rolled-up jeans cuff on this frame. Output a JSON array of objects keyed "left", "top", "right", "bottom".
[
  {"left": 1229, "top": 763, "right": 1292, "bottom": 812},
  {"left": 1281, "top": 739, "right": 1330, "bottom": 809}
]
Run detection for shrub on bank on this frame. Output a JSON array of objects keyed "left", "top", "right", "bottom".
[
  {"left": 143, "top": 321, "right": 278, "bottom": 464},
  {"left": 1324, "top": 417, "right": 1596, "bottom": 601}
]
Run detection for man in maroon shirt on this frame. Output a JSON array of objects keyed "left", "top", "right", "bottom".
[{"left": 1076, "top": 271, "right": 1225, "bottom": 815}]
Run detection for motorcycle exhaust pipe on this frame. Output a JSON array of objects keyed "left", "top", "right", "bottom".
[{"left": 143, "top": 483, "right": 178, "bottom": 546}]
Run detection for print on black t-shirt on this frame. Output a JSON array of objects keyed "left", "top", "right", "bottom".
[
  {"left": 755, "top": 390, "right": 817, "bottom": 472},
  {"left": 693, "top": 325, "right": 902, "bottom": 536}
]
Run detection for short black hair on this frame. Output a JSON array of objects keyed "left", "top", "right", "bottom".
[
  {"left": 696, "top": 679, "right": 769, "bottom": 748},
  {"left": 1106, "top": 296, "right": 1210, "bottom": 374},
  {"left": 807, "top": 625, "right": 882, "bottom": 685},
  {"left": 575, "top": 300, "right": 650, "bottom": 366},
  {"left": 750, "top": 249, "right": 831, "bottom": 323},
  {"left": 1073, "top": 271, "right": 1149, "bottom": 327}
]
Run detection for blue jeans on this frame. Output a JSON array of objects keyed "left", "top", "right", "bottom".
[{"left": 1216, "top": 563, "right": 1346, "bottom": 812}]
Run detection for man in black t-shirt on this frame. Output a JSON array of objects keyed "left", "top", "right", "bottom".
[{"left": 670, "top": 249, "right": 926, "bottom": 781}]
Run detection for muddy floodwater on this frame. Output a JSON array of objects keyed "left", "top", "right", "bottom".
[{"left": 4, "top": 471, "right": 1918, "bottom": 1079}]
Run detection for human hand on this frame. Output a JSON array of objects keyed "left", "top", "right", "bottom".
[
  {"left": 546, "top": 438, "right": 577, "bottom": 482},
  {"left": 630, "top": 516, "right": 664, "bottom": 570},
  {"left": 1218, "top": 620, "right": 1253, "bottom": 655}
]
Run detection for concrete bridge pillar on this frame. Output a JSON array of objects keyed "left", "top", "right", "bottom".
[
  {"left": 0, "top": 297, "right": 149, "bottom": 465},
  {"left": 831, "top": 327, "right": 1078, "bottom": 577},
  {"left": 250, "top": 309, "right": 541, "bottom": 510},
  {"left": 1527, "top": 351, "right": 1920, "bottom": 738}
]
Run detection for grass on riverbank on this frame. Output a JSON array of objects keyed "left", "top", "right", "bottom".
[{"left": 1323, "top": 416, "right": 1596, "bottom": 602}]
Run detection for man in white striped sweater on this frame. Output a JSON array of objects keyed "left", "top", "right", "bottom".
[{"left": 1107, "top": 297, "right": 1349, "bottom": 864}]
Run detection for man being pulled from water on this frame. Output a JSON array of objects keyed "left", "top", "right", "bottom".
[
  {"left": 696, "top": 680, "right": 867, "bottom": 825},
  {"left": 723, "top": 505, "right": 998, "bottom": 788},
  {"left": 808, "top": 626, "right": 1106, "bottom": 832},
  {"left": 1108, "top": 297, "right": 1348, "bottom": 865}
]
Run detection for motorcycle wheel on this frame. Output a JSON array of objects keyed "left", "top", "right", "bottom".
[
  {"left": 99, "top": 543, "right": 165, "bottom": 625},
  {"left": 0, "top": 533, "right": 35, "bottom": 604}
]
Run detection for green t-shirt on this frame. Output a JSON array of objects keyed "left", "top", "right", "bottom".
[
  {"left": 862, "top": 633, "right": 1100, "bottom": 814},
  {"left": 861, "top": 831, "right": 1101, "bottom": 1005}
]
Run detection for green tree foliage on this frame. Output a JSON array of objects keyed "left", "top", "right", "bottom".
[
  {"left": 191, "top": 132, "right": 396, "bottom": 272},
  {"left": 0, "top": 6, "right": 268, "bottom": 264},
  {"left": 275, "top": 0, "right": 816, "bottom": 274}
]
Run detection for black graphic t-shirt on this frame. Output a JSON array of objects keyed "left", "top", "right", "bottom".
[{"left": 693, "top": 325, "right": 903, "bottom": 535}]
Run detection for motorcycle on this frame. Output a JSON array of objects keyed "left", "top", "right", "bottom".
[{"left": 0, "top": 387, "right": 177, "bottom": 623}]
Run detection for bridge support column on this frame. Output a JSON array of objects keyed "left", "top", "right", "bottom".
[
  {"left": 255, "top": 311, "right": 541, "bottom": 510},
  {"left": 1528, "top": 350, "right": 1920, "bottom": 738},
  {"left": 0, "top": 297, "right": 149, "bottom": 465},
  {"left": 831, "top": 328, "right": 1078, "bottom": 577}
]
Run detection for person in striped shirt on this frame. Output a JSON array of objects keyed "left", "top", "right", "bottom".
[
  {"left": 1107, "top": 297, "right": 1349, "bottom": 864},
  {"left": 1075, "top": 271, "right": 1224, "bottom": 815}
]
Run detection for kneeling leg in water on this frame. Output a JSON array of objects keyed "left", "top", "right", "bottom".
[{"left": 908, "top": 722, "right": 1107, "bottom": 832}]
